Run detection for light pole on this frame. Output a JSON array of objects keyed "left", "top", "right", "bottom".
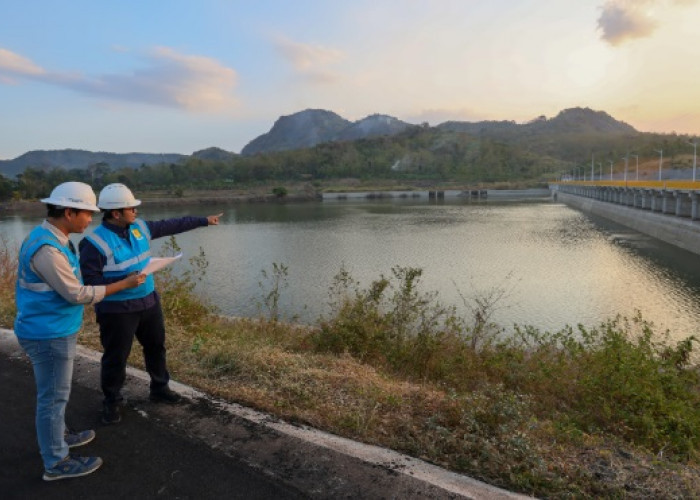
[
  {"left": 591, "top": 153, "right": 595, "bottom": 182},
  {"left": 630, "top": 154, "right": 639, "bottom": 180},
  {"left": 689, "top": 139, "right": 697, "bottom": 182},
  {"left": 597, "top": 162, "right": 602, "bottom": 181},
  {"left": 609, "top": 160, "right": 614, "bottom": 180},
  {"left": 655, "top": 149, "right": 663, "bottom": 181},
  {"left": 621, "top": 155, "right": 628, "bottom": 182}
]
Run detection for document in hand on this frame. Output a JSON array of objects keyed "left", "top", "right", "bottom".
[{"left": 143, "top": 253, "right": 183, "bottom": 275}]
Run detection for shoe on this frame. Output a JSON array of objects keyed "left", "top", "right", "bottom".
[
  {"left": 149, "top": 387, "right": 181, "bottom": 403},
  {"left": 64, "top": 429, "right": 95, "bottom": 448},
  {"left": 101, "top": 403, "right": 121, "bottom": 425},
  {"left": 43, "top": 455, "right": 103, "bottom": 481}
]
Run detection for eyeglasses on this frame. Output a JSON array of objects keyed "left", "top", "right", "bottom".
[{"left": 121, "top": 207, "right": 137, "bottom": 213}]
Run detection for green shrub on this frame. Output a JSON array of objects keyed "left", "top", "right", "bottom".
[
  {"left": 503, "top": 315, "right": 700, "bottom": 459},
  {"left": 313, "top": 266, "right": 467, "bottom": 380},
  {"left": 155, "top": 236, "right": 216, "bottom": 327},
  {"left": 257, "top": 262, "right": 289, "bottom": 321},
  {"left": 312, "top": 266, "right": 700, "bottom": 460},
  {"left": 272, "top": 186, "right": 288, "bottom": 198},
  {"left": 0, "top": 235, "right": 17, "bottom": 327}
]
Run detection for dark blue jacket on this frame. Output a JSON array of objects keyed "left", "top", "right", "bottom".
[{"left": 79, "top": 216, "right": 208, "bottom": 315}]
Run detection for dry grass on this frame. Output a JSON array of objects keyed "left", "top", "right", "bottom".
[{"left": 0, "top": 235, "right": 17, "bottom": 326}]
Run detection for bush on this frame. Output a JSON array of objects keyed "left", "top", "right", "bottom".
[
  {"left": 312, "top": 266, "right": 700, "bottom": 460},
  {"left": 313, "top": 266, "right": 468, "bottom": 380},
  {"left": 155, "top": 236, "right": 216, "bottom": 328},
  {"left": 500, "top": 316, "right": 700, "bottom": 459},
  {"left": 0, "top": 235, "right": 17, "bottom": 327},
  {"left": 272, "top": 186, "right": 287, "bottom": 198}
]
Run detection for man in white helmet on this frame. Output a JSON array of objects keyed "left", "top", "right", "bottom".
[
  {"left": 78, "top": 183, "right": 222, "bottom": 424},
  {"left": 14, "top": 182, "right": 145, "bottom": 481}
]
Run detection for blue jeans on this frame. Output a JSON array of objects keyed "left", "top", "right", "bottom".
[{"left": 17, "top": 334, "right": 77, "bottom": 469}]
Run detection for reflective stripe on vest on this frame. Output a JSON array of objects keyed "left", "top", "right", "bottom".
[{"left": 14, "top": 226, "right": 84, "bottom": 339}]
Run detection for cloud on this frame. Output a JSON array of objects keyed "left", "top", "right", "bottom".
[
  {"left": 0, "top": 48, "right": 46, "bottom": 83},
  {"left": 274, "top": 37, "right": 343, "bottom": 84},
  {"left": 597, "top": 1, "right": 658, "bottom": 45},
  {"left": 597, "top": 0, "right": 698, "bottom": 45},
  {"left": 0, "top": 47, "right": 238, "bottom": 113}
]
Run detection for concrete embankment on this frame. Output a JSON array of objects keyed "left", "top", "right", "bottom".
[{"left": 555, "top": 191, "right": 700, "bottom": 256}]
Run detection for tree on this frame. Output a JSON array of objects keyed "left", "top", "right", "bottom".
[{"left": 0, "top": 174, "right": 14, "bottom": 201}]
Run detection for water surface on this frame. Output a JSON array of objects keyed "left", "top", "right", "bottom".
[{"left": 3, "top": 197, "right": 700, "bottom": 338}]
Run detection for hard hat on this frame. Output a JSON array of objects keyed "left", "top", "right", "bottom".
[
  {"left": 97, "top": 183, "right": 141, "bottom": 210},
  {"left": 40, "top": 182, "right": 100, "bottom": 212}
]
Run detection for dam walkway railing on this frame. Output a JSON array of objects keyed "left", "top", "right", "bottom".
[{"left": 550, "top": 180, "right": 700, "bottom": 221}]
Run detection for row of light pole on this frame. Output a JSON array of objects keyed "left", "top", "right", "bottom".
[{"left": 566, "top": 140, "right": 698, "bottom": 182}]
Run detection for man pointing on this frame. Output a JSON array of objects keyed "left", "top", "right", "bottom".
[{"left": 79, "top": 183, "right": 222, "bottom": 424}]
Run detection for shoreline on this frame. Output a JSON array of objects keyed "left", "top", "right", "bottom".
[
  {"left": 0, "top": 191, "right": 323, "bottom": 213},
  {"left": 0, "top": 187, "right": 550, "bottom": 213}
]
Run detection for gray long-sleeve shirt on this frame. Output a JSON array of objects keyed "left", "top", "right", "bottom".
[{"left": 31, "top": 221, "right": 106, "bottom": 305}]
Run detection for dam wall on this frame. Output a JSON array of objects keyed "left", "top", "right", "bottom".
[{"left": 554, "top": 191, "right": 700, "bottom": 256}]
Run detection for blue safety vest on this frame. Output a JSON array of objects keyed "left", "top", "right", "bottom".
[
  {"left": 14, "top": 226, "right": 84, "bottom": 339},
  {"left": 84, "top": 218, "right": 155, "bottom": 301}
]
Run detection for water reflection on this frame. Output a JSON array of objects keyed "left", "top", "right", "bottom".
[{"left": 2, "top": 198, "right": 700, "bottom": 339}]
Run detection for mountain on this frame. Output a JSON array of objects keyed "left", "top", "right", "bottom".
[
  {"left": 527, "top": 108, "right": 637, "bottom": 134},
  {"left": 242, "top": 107, "right": 635, "bottom": 157},
  {"left": 241, "top": 109, "right": 352, "bottom": 156},
  {"left": 191, "top": 147, "right": 238, "bottom": 161},
  {"left": 0, "top": 107, "right": 641, "bottom": 179},
  {"left": 241, "top": 110, "right": 414, "bottom": 156},
  {"left": 437, "top": 107, "right": 636, "bottom": 136},
  {"left": 336, "top": 114, "right": 414, "bottom": 141},
  {"left": 0, "top": 149, "right": 186, "bottom": 178}
]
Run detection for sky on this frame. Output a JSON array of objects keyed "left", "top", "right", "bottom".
[{"left": 2, "top": 0, "right": 700, "bottom": 160}]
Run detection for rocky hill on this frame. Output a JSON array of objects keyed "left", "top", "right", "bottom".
[
  {"left": 242, "top": 107, "right": 635, "bottom": 157},
  {"left": 0, "top": 107, "right": 640, "bottom": 179},
  {"left": 438, "top": 107, "right": 636, "bottom": 136},
  {"left": 191, "top": 147, "right": 238, "bottom": 161},
  {"left": 241, "top": 109, "right": 351, "bottom": 156},
  {"left": 241, "top": 110, "right": 413, "bottom": 156},
  {"left": 336, "top": 114, "right": 414, "bottom": 141}
]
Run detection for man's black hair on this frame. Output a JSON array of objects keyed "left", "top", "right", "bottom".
[
  {"left": 103, "top": 209, "right": 118, "bottom": 221},
  {"left": 46, "top": 204, "right": 69, "bottom": 218}
]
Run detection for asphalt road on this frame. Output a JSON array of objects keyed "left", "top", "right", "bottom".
[{"left": 0, "top": 351, "right": 305, "bottom": 499}]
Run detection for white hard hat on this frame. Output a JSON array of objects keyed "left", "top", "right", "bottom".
[
  {"left": 98, "top": 183, "right": 141, "bottom": 210},
  {"left": 41, "top": 182, "right": 100, "bottom": 212}
]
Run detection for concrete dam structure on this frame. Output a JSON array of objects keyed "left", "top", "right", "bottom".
[{"left": 550, "top": 181, "right": 700, "bottom": 256}]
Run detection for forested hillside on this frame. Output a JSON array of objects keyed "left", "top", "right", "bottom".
[{"left": 1, "top": 107, "right": 697, "bottom": 201}]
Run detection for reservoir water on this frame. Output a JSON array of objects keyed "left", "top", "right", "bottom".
[{"left": 2, "top": 196, "right": 700, "bottom": 338}]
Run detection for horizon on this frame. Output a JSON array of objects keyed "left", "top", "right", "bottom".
[{"left": 2, "top": 1, "right": 700, "bottom": 160}]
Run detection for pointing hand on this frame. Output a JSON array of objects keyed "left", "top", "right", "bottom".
[{"left": 207, "top": 213, "right": 224, "bottom": 225}]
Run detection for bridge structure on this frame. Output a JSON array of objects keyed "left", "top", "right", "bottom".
[{"left": 551, "top": 180, "right": 700, "bottom": 221}]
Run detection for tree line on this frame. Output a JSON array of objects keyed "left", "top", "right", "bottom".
[{"left": 1, "top": 126, "right": 696, "bottom": 201}]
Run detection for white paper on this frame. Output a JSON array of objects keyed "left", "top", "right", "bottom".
[{"left": 143, "top": 253, "right": 183, "bottom": 275}]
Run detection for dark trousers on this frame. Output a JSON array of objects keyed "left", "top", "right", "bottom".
[{"left": 98, "top": 304, "right": 170, "bottom": 404}]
